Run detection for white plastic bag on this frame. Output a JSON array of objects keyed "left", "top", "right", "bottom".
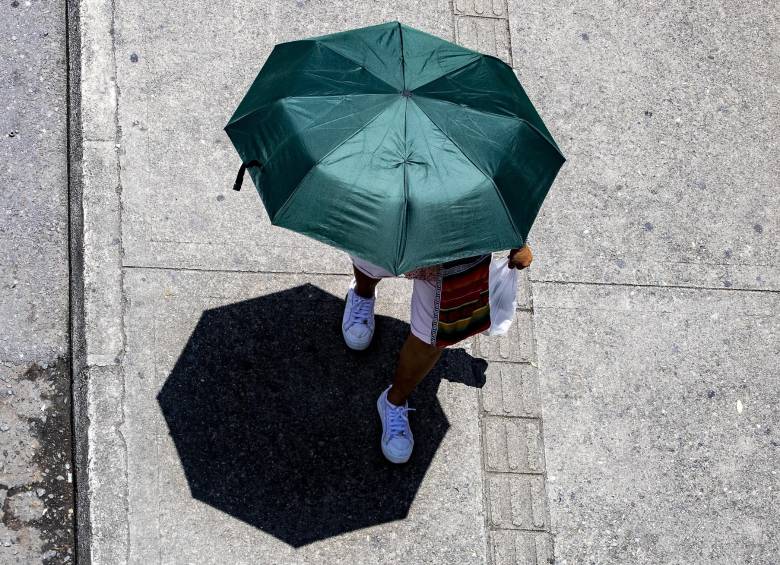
[{"left": 484, "top": 256, "right": 518, "bottom": 336}]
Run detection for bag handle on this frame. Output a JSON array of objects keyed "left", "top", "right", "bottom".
[{"left": 232, "top": 160, "right": 263, "bottom": 191}]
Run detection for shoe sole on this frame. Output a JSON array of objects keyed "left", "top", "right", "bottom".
[
  {"left": 377, "top": 394, "right": 412, "bottom": 464},
  {"left": 343, "top": 331, "right": 373, "bottom": 351}
]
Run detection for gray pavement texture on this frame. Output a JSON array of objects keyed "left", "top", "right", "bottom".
[
  {"left": 69, "top": 0, "right": 778, "bottom": 565},
  {"left": 123, "top": 271, "right": 487, "bottom": 563},
  {"left": 506, "top": 0, "right": 779, "bottom": 562},
  {"left": 533, "top": 284, "right": 778, "bottom": 564},
  {"left": 510, "top": 0, "right": 779, "bottom": 292},
  {"left": 1, "top": 0, "right": 75, "bottom": 562}
]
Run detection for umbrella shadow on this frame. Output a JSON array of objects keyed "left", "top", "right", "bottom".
[{"left": 157, "top": 283, "right": 487, "bottom": 547}]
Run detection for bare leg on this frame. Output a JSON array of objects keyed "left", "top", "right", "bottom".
[
  {"left": 387, "top": 333, "right": 442, "bottom": 406},
  {"left": 354, "top": 265, "right": 380, "bottom": 299}
]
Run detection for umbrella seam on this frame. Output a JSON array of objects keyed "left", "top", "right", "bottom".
[
  {"left": 395, "top": 21, "right": 408, "bottom": 272},
  {"left": 398, "top": 21, "right": 406, "bottom": 90},
  {"left": 225, "top": 41, "right": 328, "bottom": 125},
  {"left": 271, "top": 100, "right": 398, "bottom": 225},
  {"left": 230, "top": 94, "right": 395, "bottom": 175},
  {"left": 407, "top": 53, "right": 481, "bottom": 93},
  {"left": 412, "top": 93, "right": 566, "bottom": 161},
  {"left": 396, "top": 99, "right": 409, "bottom": 273},
  {"left": 409, "top": 98, "right": 525, "bottom": 247},
  {"left": 315, "top": 40, "right": 403, "bottom": 93},
  {"left": 226, "top": 93, "right": 393, "bottom": 128}
]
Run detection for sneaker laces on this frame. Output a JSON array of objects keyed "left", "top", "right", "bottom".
[
  {"left": 349, "top": 292, "right": 374, "bottom": 326},
  {"left": 387, "top": 402, "right": 415, "bottom": 438}
]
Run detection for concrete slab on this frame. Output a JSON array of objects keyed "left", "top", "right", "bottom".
[
  {"left": 113, "top": 1, "right": 455, "bottom": 273},
  {"left": 507, "top": 0, "right": 779, "bottom": 291},
  {"left": 532, "top": 282, "right": 779, "bottom": 563},
  {"left": 120, "top": 268, "right": 488, "bottom": 563},
  {"left": 81, "top": 140, "right": 123, "bottom": 366}
]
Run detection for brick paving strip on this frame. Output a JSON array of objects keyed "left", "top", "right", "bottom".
[
  {"left": 475, "top": 293, "right": 554, "bottom": 565},
  {"left": 453, "top": 1, "right": 555, "bottom": 563}
]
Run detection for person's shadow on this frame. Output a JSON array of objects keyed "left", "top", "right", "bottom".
[{"left": 158, "top": 283, "right": 487, "bottom": 547}]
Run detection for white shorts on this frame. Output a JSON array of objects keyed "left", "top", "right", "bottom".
[{"left": 350, "top": 255, "right": 438, "bottom": 346}]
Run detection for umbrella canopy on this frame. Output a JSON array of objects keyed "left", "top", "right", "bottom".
[{"left": 226, "top": 21, "right": 565, "bottom": 275}]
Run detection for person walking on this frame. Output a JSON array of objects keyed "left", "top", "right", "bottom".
[
  {"left": 341, "top": 246, "right": 533, "bottom": 463},
  {"left": 226, "top": 23, "right": 565, "bottom": 464}
]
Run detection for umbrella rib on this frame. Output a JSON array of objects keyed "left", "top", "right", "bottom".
[
  {"left": 229, "top": 94, "right": 395, "bottom": 187},
  {"left": 396, "top": 100, "right": 409, "bottom": 272},
  {"left": 408, "top": 53, "right": 481, "bottom": 93},
  {"left": 398, "top": 21, "right": 406, "bottom": 90},
  {"left": 315, "top": 41, "right": 402, "bottom": 93},
  {"left": 413, "top": 93, "right": 566, "bottom": 161},
  {"left": 409, "top": 98, "right": 524, "bottom": 245},
  {"left": 395, "top": 22, "right": 408, "bottom": 271},
  {"left": 228, "top": 92, "right": 391, "bottom": 127},
  {"left": 271, "top": 101, "right": 396, "bottom": 224}
]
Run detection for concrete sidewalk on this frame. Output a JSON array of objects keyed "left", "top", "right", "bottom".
[
  {"left": 513, "top": 1, "right": 778, "bottom": 561},
  {"left": 75, "top": 1, "right": 552, "bottom": 563},
  {"left": 72, "top": 0, "right": 777, "bottom": 564}
]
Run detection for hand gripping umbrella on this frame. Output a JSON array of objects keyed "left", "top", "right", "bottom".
[{"left": 226, "top": 21, "right": 565, "bottom": 275}]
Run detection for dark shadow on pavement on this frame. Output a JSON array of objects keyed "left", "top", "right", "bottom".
[{"left": 157, "top": 283, "right": 487, "bottom": 547}]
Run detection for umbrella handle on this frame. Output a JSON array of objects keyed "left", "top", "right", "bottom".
[{"left": 232, "top": 160, "right": 263, "bottom": 191}]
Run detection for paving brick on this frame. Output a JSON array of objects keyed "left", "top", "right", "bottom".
[
  {"left": 490, "top": 530, "right": 554, "bottom": 565},
  {"left": 454, "top": 15, "right": 512, "bottom": 63},
  {"left": 453, "top": 0, "right": 508, "bottom": 19},
  {"left": 476, "top": 310, "right": 534, "bottom": 362},
  {"left": 486, "top": 473, "right": 548, "bottom": 530},
  {"left": 480, "top": 363, "right": 542, "bottom": 417},
  {"left": 484, "top": 417, "right": 544, "bottom": 474}
]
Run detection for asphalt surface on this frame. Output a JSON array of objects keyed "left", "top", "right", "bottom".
[{"left": 1, "top": 0, "right": 75, "bottom": 562}]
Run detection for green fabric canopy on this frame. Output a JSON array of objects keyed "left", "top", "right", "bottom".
[{"left": 226, "top": 21, "right": 565, "bottom": 275}]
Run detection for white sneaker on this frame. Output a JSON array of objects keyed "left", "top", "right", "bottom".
[
  {"left": 377, "top": 386, "right": 415, "bottom": 464},
  {"left": 342, "top": 279, "right": 376, "bottom": 351}
]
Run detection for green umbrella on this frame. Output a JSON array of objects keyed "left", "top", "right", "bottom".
[{"left": 226, "top": 21, "right": 565, "bottom": 275}]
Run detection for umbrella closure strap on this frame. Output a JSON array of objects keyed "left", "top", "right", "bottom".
[{"left": 233, "top": 160, "right": 263, "bottom": 191}]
